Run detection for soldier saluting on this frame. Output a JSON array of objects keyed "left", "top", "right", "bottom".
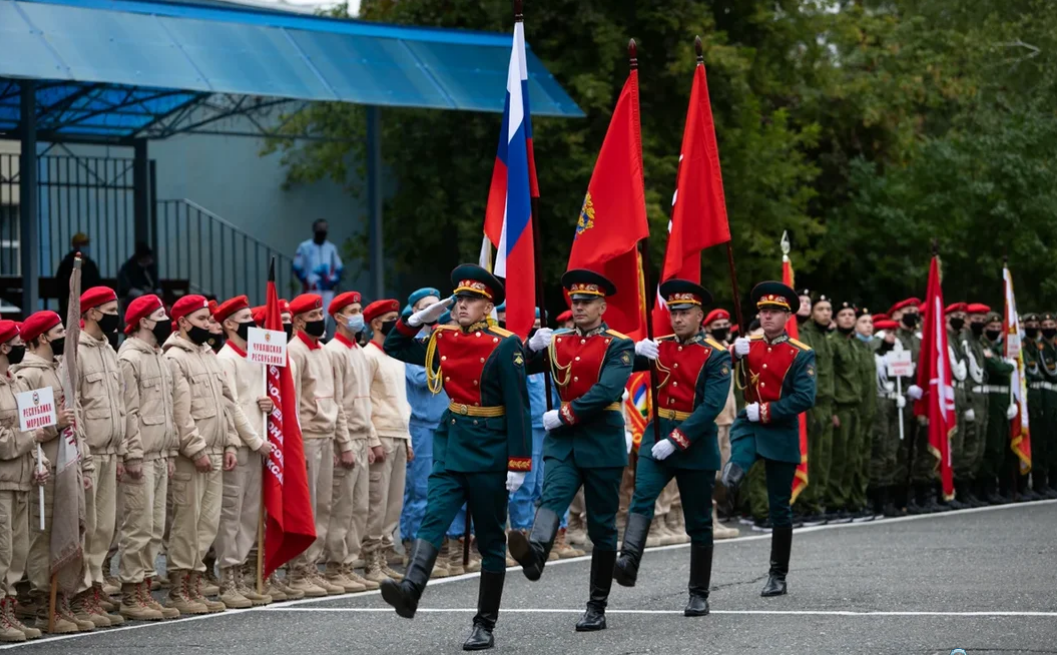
[
  {"left": 614, "top": 280, "right": 732, "bottom": 618},
  {"left": 381, "top": 264, "right": 531, "bottom": 652},
  {"left": 722, "top": 282, "right": 817, "bottom": 597}
]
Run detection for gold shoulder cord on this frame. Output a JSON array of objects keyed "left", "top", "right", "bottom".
[
  {"left": 548, "top": 338, "right": 572, "bottom": 388},
  {"left": 425, "top": 331, "right": 444, "bottom": 395}
]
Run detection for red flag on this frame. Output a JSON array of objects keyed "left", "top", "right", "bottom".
[
  {"left": 567, "top": 69, "right": 650, "bottom": 338},
  {"left": 782, "top": 253, "right": 810, "bottom": 503},
  {"left": 262, "top": 263, "right": 315, "bottom": 578},
  {"left": 652, "top": 59, "right": 731, "bottom": 335},
  {"left": 1003, "top": 266, "right": 1031, "bottom": 473},
  {"left": 914, "top": 255, "right": 956, "bottom": 500}
]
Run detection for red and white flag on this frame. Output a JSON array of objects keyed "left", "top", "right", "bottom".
[
  {"left": 1003, "top": 265, "right": 1031, "bottom": 474},
  {"left": 914, "top": 255, "right": 956, "bottom": 500}
]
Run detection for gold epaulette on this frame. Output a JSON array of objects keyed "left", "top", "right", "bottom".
[
  {"left": 704, "top": 337, "right": 727, "bottom": 351},
  {"left": 488, "top": 325, "right": 515, "bottom": 338},
  {"left": 750, "top": 334, "right": 764, "bottom": 341},
  {"left": 789, "top": 338, "right": 812, "bottom": 351},
  {"left": 606, "top": 329, "right": 632, "bottom": 340},
  {"left": 433, "top": 324, "right": 459, "bottom": 333},
  {"left": 656, "top": 334, "right": 677, "bottom": 342}
]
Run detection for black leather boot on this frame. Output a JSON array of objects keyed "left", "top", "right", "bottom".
[
  {"left": 931, "top": 484, "right": 952, "bottom": 512},
  {"left": 961, "top": 479, "right": 986, "bottom": 508},
  {"left": 881, "top": 486, "right": 901, "bottom": 518},
  {"left": 507, "top": 508, "right": 560, "bottom": 582},
  {"left": 684, "top": 544, "right": 712, "bottom": 617},
  {"left": 947, "top": 481, "right": 970, "bottom": 510},
  {"left": 462, "top": 570, "right": 504, "bottom": 651},
  {"left": 380, "top": 539, "right": 439, "bottom": 619},
  {"left": 575, "top": 550, "right": 616, "bottom": 632},
  {"left": 613, "top": 513, "right": 650, "bottom": 588},
  {"left": 721, "top": 461, "right": 746, "bottom": 516},
  {"left": 1019, "top": 475, "right": 1042, "bottom": 501},
  {"left": 906, "top": 484, "right": 930, "bottom": 515},
  {"left": 984, "top": 478, "right": 1007, "bottom": 505},
  {"left": 761, "top": 526, "right": 792, "bottom": 597}
]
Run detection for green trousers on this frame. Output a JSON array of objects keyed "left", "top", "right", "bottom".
[
  {"left": 802, "top": 401, "right": 834, "bottom": 512},
  {"left": 870, "top": 397, "right": 901, "bottom": 486},
  {"left": 540, "top": 457, "right": 623, "bottom": 550},
  {"left": 747, "top": 460, "right": 768, "bottom": 520},
  {"left": 980, "top": 392, "right": 1011, "bottom": 480},
  {"left": 629, "top": 459, "right": 715, "bottom": 545},
  {"left": 729, "top": 430, "right": 797, "bottom": 528},
  {"left": 965, "top": 390, "right": 989, "bottom": 478},
  {"left": 826, "top": 404, "right": 858, "bottom": 510},
  {"left": 417, "top": 470, "right": 509, "bottom": 572},
  {"left": 949, "top": 383, "right": 969, "bottom": 480},
  {"left": 1026, "top": 388, "right": 1046, "bottom": 479},
  {"left": 853, "top": 405, "right": 875, "bottom": 509}
]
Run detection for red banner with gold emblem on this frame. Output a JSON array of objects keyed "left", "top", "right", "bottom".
[{"left": 783, "top": 253, "right": 810, "bottom": 503}]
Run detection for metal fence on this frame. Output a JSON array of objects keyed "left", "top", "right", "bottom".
[{"left": 156, "top": 198, "right": 296, "bottom": 305}]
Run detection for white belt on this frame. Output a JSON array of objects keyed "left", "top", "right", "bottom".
[
  {"left": 953, "top": 380, "right": 965, "bottom": 389},
  {"left": 1030, "top": 381, "right": 1057, "bottom": 391},
  {"left": 878, "top": 392, "right": 900, "bottom": 401},
  {"left": 971, "top": 385, "right": 1009, "bottom": 394}
]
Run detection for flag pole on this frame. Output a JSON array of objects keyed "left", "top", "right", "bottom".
[
  {"left": 906, "top": 240, "right": 938, "bottom": 495},
  {"left": 258, "top": 257, "right": 276, "bottom": 594}
]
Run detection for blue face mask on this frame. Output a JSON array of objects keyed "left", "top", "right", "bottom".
[
  {"left": 346, "top": 314, "right": 365, "bottom": 334},
  {"left": 417, "top": 327, "right": 432, "bottom": 340},
  {"left": 855, "top": 332, "right": 872, "bottom": 343}
]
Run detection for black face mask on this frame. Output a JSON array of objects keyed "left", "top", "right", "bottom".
[
  {"left": 902, "top": 313, "right": 919, "bottom": 328},
  {"left": 305, "top": 319, "right": 326, "bottom": 338},
  {"left": 6, "top": 345, "right": 25, "bottom": 365},
  {"left": 107, "top": 332, "right": 121, "bottom": 349},
  {"left": 151, "top": 320, "right": 173, "bottom": 345},
  {"left": 313, "top": 231, "right": 327, "bottom": 245},
  {"left": 236, "top": 321, "right": 254, "bottom": 342},
  {"left": 985, "top": 329, "right": 1002, "bottom": 342},
  {"left": 187, "top": 325, "right": 212, "bottom": 346},
  {"left": 1043, "top": 328, "right": 1057, "bottom": 340},
  {"left": 97, "top": 313, "right": 121, "bottom": 335},
  {"left": 949, "top": 317, "right": 965, "bottom": 332},
  {"left": 795, "top": 314, "right": 808, "bottom": 325},
  {"left": 1026, "top": 327, "right": 1039, "bottom": 339},
  {"left": 209, "top": 335, "right": 226, "bottom": 353},
  {"left": 837, "top": 325, "right": 855, "bottom": 336},
  {"left": 711, "top": 328, "right": 730, "bottom": 343},
  {"left": 380, "top": 319, "right": 397, "bottom": 336},
  {"left": 284, "top": 324, "right": 294, "bottom": 341},
  {"left": 878, "top": 340, "right": 894, "bottom": 355},
  {"left": 48, "top": 337, "right": 65, "bottom": 357},
  {"left": 970, "top": 322, "right": 985, "bottom": 337}
]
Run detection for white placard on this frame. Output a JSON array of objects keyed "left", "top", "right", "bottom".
[
  {"left": 1006, "top": 333, "right": 1021, "bottom": 360},
  {"left": 886, "top": 350, "right": 914, "bottom": 378},
  {"left": 247, "top": 327, "right": 287, "bottom": 367},
  {"left": 16, "top": 386, "right": 57, "bottom": 432}
]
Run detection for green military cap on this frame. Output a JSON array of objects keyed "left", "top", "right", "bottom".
[
  {"left": 1041, "top": 312, "right": 1056, "bottom": 322},
  {"left": 856, "top": 305, "right": 871, "bottom": 318},
  {"left": 659, "top": 279, "right": 712, "bottom": 311},
  {"left": 562, "top": 269, "right": 616, "bottom": 301},
  {"left": 751, "top": 281, "right": 799, "bottom": 314},
  {"left": 986, "top": 311, "right": 1002, "bottom": 323},
  {"left": 1022, "top": 312, "right": 1039, "bottom": 322},
  {"left": 451, "top": 264, "right": 505, "bottom": 306},
  {"left": 836, "top": 300, "right": 857, "bottom": 314}
]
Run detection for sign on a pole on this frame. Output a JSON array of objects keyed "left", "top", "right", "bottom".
[
  {"left": 16, "top": 386, "right": 57, "bottom": 432},
  {"left": 247, "top": 327, "right": 287, "bottom": 367},
  {"left": 886, "top": 350, "right": 914, "bottom": 378}
]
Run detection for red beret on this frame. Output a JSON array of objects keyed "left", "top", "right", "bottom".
[
  {"left": 279, "top": 299, "right": 290, "bottom": 314},
  {"left": 874, "top": 319, "right": 899, "bottom": 331},
  {"left": 0, "top": 320, "right": 18, "bottom": 344},
  {"left": 215, "top": 296, "right": 250, "bottom": 323},
  {"left": 21, "top": 311, "right": 61, "bottom": 343},
  {"left": 251, "top": 306, "right": 266, "bottom": 327},
  {"left": 363, "top": 299, "right": 400, "bottom": 324},
  {"left": 944, "top": 302, "right": 967, "bottom": 315},
  {"left": 704, "top": 308, "right": 730, "bottom": 326},
  {"left": 80, "top": 286, "right": 117, "bottom": 313},
  {"left": 872, "top": 313, "right": 890, "bottom": 323},
  {"left": 328, "top": 291, "right": 363, "bottom": 317},
  {"left": 124, "top": 294, "right": 164, "bottom": 335},
  {"left": 289, "top": 294, "right": 323, "bottom": 317},
  {"left": 888, "top": 298, "right": 922, "bottom": 315},
  {"left": 172, "top": 295, "right": 210, "bottom": 323},
  {"left": 207, "top": 300, "right": 218, "bottom": 318},
  {"left": 918, "top": 302, "right": 927, "bottom": 314},
  {"left": 556, "top": 310, "right": 573, "bottom": 324},
  {"left": 967, "top": 303, "right": 991, "bottom": 315}
]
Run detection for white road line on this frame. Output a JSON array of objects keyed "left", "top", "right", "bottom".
[
  {"left": 263, "top": 607, "right": 1057, "bottom": 618},
  {"left": 1, "top": 498, "right": 1052, "bottom": 649}
]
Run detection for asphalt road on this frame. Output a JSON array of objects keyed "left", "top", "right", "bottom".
[{"left": 6, "top": 501, "right": 1056, "bottom": 655}]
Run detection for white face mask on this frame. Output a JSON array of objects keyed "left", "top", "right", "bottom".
[{"left": 346, "top": 314, "right": 365, "bottom": 333}]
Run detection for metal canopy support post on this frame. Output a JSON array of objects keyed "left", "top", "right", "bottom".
[
  {"left": 366, "top": 105, "right": 383, "bottom": 299},
  {"left": 133, "top": 139, "right": 149, "bottom": 249},
  {"left": 19, "top": 80, "right": 39, "bottom": 314}
]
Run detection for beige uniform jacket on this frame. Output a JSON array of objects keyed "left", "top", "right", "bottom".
[
  {"left": 77, "top": 331, "right": 127, "bottom": 455},
  {"left": 0, "top": 372, "right": 39, "bottom": 492},
  {"left": 288, "top": 332, "right": 351, "bottom": 451},
  {"left": 12, "top": 352, "right": 92, "bottom": 475},
  {"left": 118, "top": 337, "right": 179, "bottom": 462},
  {"left": 216, "top": 342, "right": 266, "bottom": 451},
  {"left": 362, "top": 341, "right": 410, "bottom": 442},
  {"left": 325, "top": 334, "right": 378, "bottom": 447}
]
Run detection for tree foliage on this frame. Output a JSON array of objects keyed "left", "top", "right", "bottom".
[{"left": 266, "top": 0, "right": 1057, "bottom": 313}]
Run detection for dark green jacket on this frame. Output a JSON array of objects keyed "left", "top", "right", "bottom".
[
  {"left": 982, "top": 336, "right": 1014, "bottom": 386},
  {"left": 635, "top": 332, "right": 731, "bottom": 471},
  {"left": 832, "top": 331, "right": 863, "bottom": 407},
  {"left": 384, "top": 320, "right": 531, "bottom": 474},
  {"left": 799, "top": 320, "right": 833, "bottom": 405},
  {"left": 856, "top": 338, "right": 877, "bottom": 423},
  {"left": 527, "top": 323, "right": 633, "bottom": 469}
]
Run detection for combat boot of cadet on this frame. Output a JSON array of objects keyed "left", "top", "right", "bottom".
[
  {"left": 69, "top": 589, "right": 110, "bottom": 628},
  {"left": 57, "top": 593, "right": 95, "bottom": 631},
  {"left": 1, "top": 597, "right": 40, "bottom": 640},
  {"left": 165, "top": 571, "right": 208, "bottom": 615},
  {"left": 667, "top": 507, "right": 691, "bottom": 545},
  {"left": 0, "top": 598, "right": 27, "bottom": 642},
  {"left": 236, "top": 564, "right": 273, "bottom": 605},
  {"left": 343, "top": 563, "right": 380, "bottom": 591},
  {"left": 380, "top": 539, "right": 439, "bottom": 619},
  {"left": 189, "top": 571, "right": 227, "bottom": 613},
  {"left": 761, "top": 526, "right": 792, "bottom": 597},
  {"left": 118, "top": 583, "right": 163, "bottom": 621},
  {"left": 720, "top": 461, "right": 747, "bottom": 518},
  {"left": 218, "top": 567, "right": 252, "bottom": 609},
  {"left": 507, "top": 508, "right": 560, "bottom": 582},
  {"left": 576, "top": 549, "right": 616, "bottom": 632},
  {"left": 34, "top": 594, "right": 84, "bottom": 634},
  {"left": 463, "top": 570, "right": 504, "bottom": 651},
  {"left": 142, "top": 580, "right": 179, "bottom": 619},
  {"left": 613, "top": 513, "right": 650, "bottom": 588},
  {"left": 685, "top": 544, "right": 713, "bottom": 617}
]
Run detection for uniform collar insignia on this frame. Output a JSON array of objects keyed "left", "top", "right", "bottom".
[
  {"left": 678, "top": 331, "right": 707, "bottom": 345},
  {"left": 574, "top": 322, "right": 608, "bottom": 338},
  {"left": 462, "top": 320, "right": 490, "bottom": 334},
  {"left": 764, "top": 332, "right": 789, "bottom": 346}
]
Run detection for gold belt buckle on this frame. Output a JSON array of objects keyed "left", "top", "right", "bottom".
[{"left": 457, "top": 404, "right": 469, "bottom": 415}]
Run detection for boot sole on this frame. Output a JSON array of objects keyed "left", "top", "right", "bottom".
[
  {"left": 506, "top": 532, "right": 541, "bottom": 581},
  {"left": 684, "top": 608, "right": 709, "bottom": 617},
  {"left": 574, "top": 622, "right": 606, "bottom": 632},
  {"left": 612, "top": 562, "right": 637, "bottom": 588},
  {"left": 379, "top": 580, "right": 416, "bottom": 619},
  {"left": 462, "top": 640, "right": 495, "bottom": 651},
  {"left": 761, "top": 588, "right": 787, "bottom": 597}
]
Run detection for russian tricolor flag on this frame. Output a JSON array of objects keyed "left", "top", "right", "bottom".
[{"left": 483, "top": 19, "right": 539, "bottom": 339}]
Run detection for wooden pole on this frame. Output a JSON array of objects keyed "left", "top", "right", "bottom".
[
  {"left": 258, "top": 369, "right": 267, "bottom": 595},
  {"left": 48, "top": 573, "right": 57, "bottom": 634}
]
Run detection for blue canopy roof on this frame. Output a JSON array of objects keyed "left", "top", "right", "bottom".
[{"left": 0, "top": 0, "right": 583, "bottom": 140}]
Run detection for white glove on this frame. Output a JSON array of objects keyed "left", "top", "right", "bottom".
[
  {"left": 746, "top": 402, "right": 760, "bottom": 422},
  {"left": 635, "top": 339, "right": 659, "bottom": 360},
  {"left": 733, "top": 337, "right": 751, "bottom": 358},
  {"left": 964, "top": 408, "right": 975, "bottom": 422},
  {"left": 542, "top": 409, "right": 562, "bottom": 431},
  {"left": 1003, "top": 357, "right": 1017, "bottom": 368},
  {"left": 625, "top": 431, "right": 634, "bottom": 454},
  {"left": 528, "top": 327, "right": 554, "bottom": 352},
  {"left": 1007, "top": 404, "right": 1018, "bottom": 420},
  {"left": 408, "top": 297, "right": 453, "bottom": 327},
  {"left": 506, "top": 471, "right": 527, "bottom": 493},
  {"left": 907, "top": 384, "right": 924, "bottom": 400},
  {"left": 896, "top": 395, "right": 907, "bottom": 409},
  {"left": 651, "top": 439, "right": 676, "bottom": 460}
]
